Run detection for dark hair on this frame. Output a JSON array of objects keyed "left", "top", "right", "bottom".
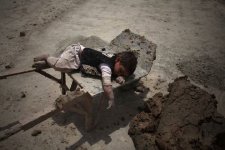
[{"left": 117, "top": 51, "right": 137, "bottom": 75}]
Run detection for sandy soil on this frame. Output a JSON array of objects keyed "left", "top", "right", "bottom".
[{"left": 0, "top": 0, "right": 225, "bottom": 149}]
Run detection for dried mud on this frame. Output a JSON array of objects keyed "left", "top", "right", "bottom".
[{"left": 129, "top": 76, "right": 225, "bottom": 150}]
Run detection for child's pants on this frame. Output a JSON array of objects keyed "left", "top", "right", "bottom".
[{"left": 47, "top": 44, "right": 83, "bottom": 72}]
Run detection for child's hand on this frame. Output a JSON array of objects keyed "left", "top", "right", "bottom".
[
  {"left": 103, "top": 85, "right": 115, "bottom": 109},
  {"left": 107, "top": 99, "right": 115, "bottom": 109},
  {"left": 116, "top": 76, "right": 125, "bottom": 84}
]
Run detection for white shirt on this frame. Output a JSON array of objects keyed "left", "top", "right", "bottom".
[{"left": 99, "top": 63, "right": 112, "bottom": 85}]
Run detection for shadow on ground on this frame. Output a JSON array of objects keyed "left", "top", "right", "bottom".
[{"left": 52, "top": 85, "right": 149, "bottom": 149}]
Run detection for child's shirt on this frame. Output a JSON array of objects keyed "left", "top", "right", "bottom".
[
  {"left": 80, "top": 47, "right": 116, "bottom": 86},
  {"left": 99, "top": 63, "right": 112, "bottom": 85},
  {"left": 59, "top": 43, "right": 116, "bottom": 85}
]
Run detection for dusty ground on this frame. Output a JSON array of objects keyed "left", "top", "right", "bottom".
[{"left": 0, "top": 0, "right": 225, "bottom": 149}]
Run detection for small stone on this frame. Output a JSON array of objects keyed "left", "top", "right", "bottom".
[
  {"left": 6, "top": 97, "right": 12, "bottom": 101},
  {"left": 20, "top": 31, "right": 26, "bottom": 37},
  {"left": 31, "top": 130, "right": 41, "bottom": 136},
  {"left": 60, "top": 138, "right": 68, "bottom": 144},
  {"left": 146, "top": 51, "right": 151, "bottom": 54},
  {"left": 204, "top": 84, "right": 208, "bottom": 88},
  {"left": 5, "top": 62, "right": 14, "bottom": 69},
  {"left": 20, "top": 92, "right": 26, "bottom": 98},
  {"left": 51, "top": 121, "right": 56, "bottom": 125},
  {"left": 7, "top": 36, "right": 14, "bottom": 39},
  {"left": 70, "top": 126, "right": 76, "bottom": 130},
  {"left": 211, "top": 94, "right": 216, "bottom": 99},
  {"left": 134, "top": 85, "right": 147, "bottom": 93}
]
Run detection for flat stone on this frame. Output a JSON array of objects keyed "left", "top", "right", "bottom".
[{"left": 31, "top": 130, "right": 42, "bottom": 136}]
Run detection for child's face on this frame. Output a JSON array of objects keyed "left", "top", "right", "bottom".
[{"left": 114, "top": 59, "right": 129, "bottom": 77}]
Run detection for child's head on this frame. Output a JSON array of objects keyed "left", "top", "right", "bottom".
[{"left": 114, "top": 51, "right": 137, "bottom": 77}]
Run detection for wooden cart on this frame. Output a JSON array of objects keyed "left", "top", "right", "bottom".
[{"left": 0, "top": 29, "right": 156, "bottom": 141}]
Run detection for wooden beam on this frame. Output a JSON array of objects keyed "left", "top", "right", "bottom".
[{"left": 0, "top": 69, "right": 36, "bottom": 79}]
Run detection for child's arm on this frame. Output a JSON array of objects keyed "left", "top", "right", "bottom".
[
  {"left": 103, "top": 76, "right": 125, "bottom": 109},
  {"left": 100, "top": 64, "right": 115, "bottom": 109},
  {"left": 103, "top": 85, "right": 115, "bottom": 109}
]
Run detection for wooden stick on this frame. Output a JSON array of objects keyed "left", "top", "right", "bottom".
[
  {"left": 35, "top": 70, "right": 61, "bottom": 84},
  {"left": 35, "top": 70, "right": 69, "bottom": 91},
  {"left": 61, "top": 72, "right": 66, "bottom": 95},
  {"left": 67, "top": 73, "right": 84, "bottom": 89},
  {"left": 0, "top": 69, "right": 36, "bottom": 79},
  {"left": 0, "top": 66, "right": 51, "bottom": 80}
]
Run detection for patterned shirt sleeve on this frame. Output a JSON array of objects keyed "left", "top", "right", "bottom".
[{"left": 99, "top": 63, "right": 112, "bottom": 85}]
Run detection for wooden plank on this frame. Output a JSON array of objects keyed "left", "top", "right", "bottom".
[
  {"left": 0, "top": 69, "right": 36, "bottom": 79},
  {"left": 70, "top": 66, "right": 148, "bottom": 96},
  {"left": 0, "top": 66, "right": 51, "bottom": 80}
]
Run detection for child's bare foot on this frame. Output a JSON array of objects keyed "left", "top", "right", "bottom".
[
  {"left": 33, "top": 54, "right": 49, "bottom": 62},
  {"left": 32, "top": 61, "right": 49, "bottom": 69}
]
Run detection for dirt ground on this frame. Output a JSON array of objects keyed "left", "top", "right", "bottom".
[{"left": 0, "top": 0, "right": 225, "bottom": 149}]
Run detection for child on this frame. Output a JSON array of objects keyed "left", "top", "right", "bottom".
[{"left": 33, "top": 43, "right": 137, "bottom": 109}]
